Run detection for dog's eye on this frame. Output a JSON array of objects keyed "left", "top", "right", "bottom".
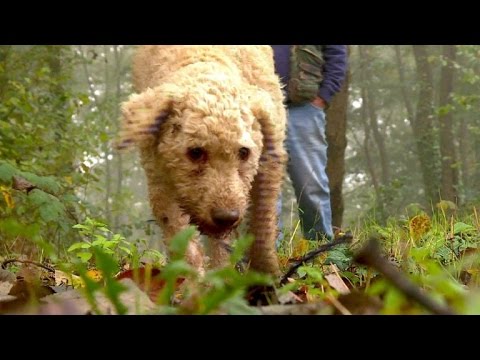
[
  {"left": 187, "top": 147, "right": 207, "bottom": 162},
  {"left": 238, "top": 147, "right": 250, "bottom": 161}
]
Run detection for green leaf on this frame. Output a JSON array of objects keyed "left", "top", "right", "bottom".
[
  {"left": 0, "top": 162, "right": 17, "bottom": 183},
  {"left": 92, "top": 247, "right": 119, "bottom": 278},
  {"left": 453, "top": 222, "right": 475, "bottom": 235},
  {"left": 169, "top": 226, "right": 196, "bottom": 261},
  {"left": 298, "top": 266, "right": 323, "bottom": 282},
  {"left": 68, "top": 242, "right": 91, "bottom": 252},
  {"left": 103, "top": 240, "right": 119, "bottom": 249},
  {"left": 77, "top": 252, "right": 93, "bottom": 263},
  {"left": 230, "top": 234, "right": 254, "bottom": 265},
  {"left": 220, "top": 296, "right": 261, "bottom": 315},
  {"left": 324, "top": 246, "right": 352, "bottom": 271},
  {"left": 28, "top": 189, "right": 66, "bottom": 223},
  {"left": 39, "top": 199, "right": 66, "bottom": 223},
  {"left": 119, "top": 246, "right": 132, "bottom": 255},
  {"left": 158, "top": 260, "right": 195, "bottom": 305},
  {"left": 92, "top": 239, "right": 106, "bottom": 247},
  {"left": 20, "top": 172, "right": 61, "bottom": 194}
]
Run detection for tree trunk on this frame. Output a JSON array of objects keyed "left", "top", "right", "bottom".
[
  {"left": 412, "top": 45, "right": 441, "bottom": 205},
  {"left": 438, "top": 45, "right": 458, "bottom": 203},
  {"left": 458, "top": 116, "right": 469, "bottom": 190},
  {"left": 394, "top": 45, "right": 415, "bottom": 123},
  {"left": 79, "top": 45, "right": 112, "bottom": 225},
  {"left": 358, "top": 46, "right": 390, "bottom": 186},
  {"left": 326, "top": 46, "right": 350, "bottom": 228},
  {"left": 113, "top": 45, "right": 124, "bottom": 232},
  {"left": 0, "top": 46, "right": 12, "bottom": 101}
]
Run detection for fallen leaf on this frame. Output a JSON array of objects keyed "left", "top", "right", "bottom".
[
  {"left": 1, "top": 185, "right": 14, "bottom": 208},
  {"left": 55, "top": 270, "right": 83, "bottom": 288},
  {"left": 335, "top": 290, "right": 383, "bottom": 315},
  {"left": 86, "top": 269, "right": 103, "bottom": 282},
  {"left": 0, "top": 281, "right": 14, "bottom": 296},
  {"left": 294, "top": 285, "right": 309, "bottom": 303},
  {"left": 325, "top": 270, "right": 350, "bottom": 295},
  {"left": 116, "top": 267, "right": 185, "bottom": 303},
  {"left": 0, "top": 269, "right": 16, "bottom": 283},
  {"left": 8, "top": 279, "right": 55, "bottom": 300},
  {"left": 12, "top": 176, "right": 37, "bottom": 193},
  {"left": 40, "top": 278, "right": 157, "bottom": 315},
  {"left": 278, "top": 291, "right": 304, "bottom": 305},
  {"left": 409, "top": 214, "right": 431, "bottom": 242},
  {"left": 292, "top": 239, "right": 310, "bottom": 258}
]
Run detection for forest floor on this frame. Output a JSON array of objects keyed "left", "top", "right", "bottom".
[{"left": 1, "top": 208, "right": 480, "bottom": 315}]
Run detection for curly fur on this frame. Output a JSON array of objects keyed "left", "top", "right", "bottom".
[{"left": 118, "top": 46, "right": 287, "bottom": 276}]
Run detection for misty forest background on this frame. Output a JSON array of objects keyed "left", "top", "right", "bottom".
[{"left": 1, "top": 45, "right": 479, "bottom": 253}]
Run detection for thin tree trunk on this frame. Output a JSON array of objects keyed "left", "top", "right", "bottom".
[
  {"left": 438, "top": 45, "right": 458, "bottom": 203},
  {"left": 326, "top": 46, "right": 350, "bottom": 228},
  {"left": 113, "top": 45, "right": 124, "bottom": 231},
  {"left": 103, "top": 46, "right": 112, "bottom": 226},
  {"left": 394, "top": 45, "right": 415, "bottom": 123},
  {"left": 79, "top": 45, "right": 112, "bottom": 225},
  {"left": 358, "top": 89, "right": 380, "bottom": 196},
  {"left": 0, "top": 45, "right": 12, "bottom": 101},
  {"left": 358, "top": 45, "right": 390, "bottom": 186},
  {"left": 412, "top": 45, "right": 441, "bottom": 206},
  {"left": 458, "top": 116, "right": 469, "bottom": 190}
]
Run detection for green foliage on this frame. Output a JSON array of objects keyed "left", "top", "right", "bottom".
[
  {"left": 68, "top": 217, "right": 164, "bottom": 268},
  {"left": 152, "top": 232, "right": 273, "bottom": 314}
]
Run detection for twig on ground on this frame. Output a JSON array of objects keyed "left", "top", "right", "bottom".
[
  {"left": 1, "top": 259, "right": 55, "bottom": 273},
  {"left": 280, "top": 233, "right": 353, "bottom": 285},
  {"left": 354, "top": 238, "right": 455, "bottom": 315}
]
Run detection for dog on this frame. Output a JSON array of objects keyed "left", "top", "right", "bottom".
[{"left": 118, "top": 46, "right": 287, "bottom": 276}]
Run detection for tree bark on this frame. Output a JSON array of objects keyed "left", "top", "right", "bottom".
[
  {"left": 358, "top": 46, "right": 390, "bottom": 186},
  {"left": 0, "top": 46, "right": 12, "bottom": 102},
  {"left": 113, "top": 45, "right": 124, "bottom": 232},
  {"left": 326, "top": 46, "right": 350, "bottom": 228},
  {"left": 438, "top": 45, "right": 458, "bottom": 203},
  {"left": 412, "top": 45, "right": 441, "bottom": 205},
  {"left": 458, "top": 116, "right": 469, "bottom": 190},
  {"left": 394, "top": 45, "right": 415, "bottom": 124}
]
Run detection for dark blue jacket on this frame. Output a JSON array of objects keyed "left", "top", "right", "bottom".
[{"left": 271, "top": 45, "right": 348, "bottom": 104}]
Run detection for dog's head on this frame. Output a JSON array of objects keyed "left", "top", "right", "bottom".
[{"left": 118, "top": 75, "right": 276, "bottom": 236}]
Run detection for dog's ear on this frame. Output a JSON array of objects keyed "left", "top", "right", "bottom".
[
  {"left": 116, "top": 86, "right": 173, "bottom": 150},
  {"left": 249, "top": 90, "right": 285, "bottom": 156}
]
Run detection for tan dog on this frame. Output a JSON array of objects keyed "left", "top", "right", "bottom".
[{"left": 118, "top": 46, "right": 287, "bottom": 276}]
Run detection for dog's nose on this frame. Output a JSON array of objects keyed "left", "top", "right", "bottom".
[{"left": 211, "top": 208, "right": 240, "bottom": 228}]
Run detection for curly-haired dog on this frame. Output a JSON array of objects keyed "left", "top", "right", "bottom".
[{"left": 118, "top": 46, "right": 287, "bottom": 276}]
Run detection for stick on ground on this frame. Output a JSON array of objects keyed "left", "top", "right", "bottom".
[{"left": 354, "top": 238, "right": 455, "bottom": 315}]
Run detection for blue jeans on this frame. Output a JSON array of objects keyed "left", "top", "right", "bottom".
[{"left": 277, "top": 103, "right": 333, "bottom": 245}]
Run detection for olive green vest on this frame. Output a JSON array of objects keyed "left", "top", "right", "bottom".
[{"left": 287, "top": 45, "right": 325, "bottom": 104}]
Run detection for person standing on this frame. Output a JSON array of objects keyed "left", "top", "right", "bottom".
[{"left": 272, "top": 45, "right": 348, "bottom": 242}]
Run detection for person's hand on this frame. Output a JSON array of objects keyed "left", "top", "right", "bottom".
[{"left": 311, "top": 96, "right": 327, "bottom": 109}]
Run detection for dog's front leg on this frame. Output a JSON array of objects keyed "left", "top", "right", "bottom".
[
  {"left": 208, "top": 234, "right": 232, "bottom": 269},
  {"left": 150, "top": 190, "right": 205, "bottom": 276}
]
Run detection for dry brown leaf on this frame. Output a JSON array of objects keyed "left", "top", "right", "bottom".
[
  {"left": 55, "top": 270, "right": 83, "bottom": 288},
  {"left": 86, "top": 269, "right": 103, "bottom": 282},
  {"left": 278, "top": 291, "right": 304, "bottom": 305},
  {"left": 292, "top": 239, "right": 310, "bottom": 258},
  {"left": 0, "top": 269, "right": 16, "bottom": 283},
  {"left": 12, "top": 176, "right": 37, "bottom": 193},
  {"left": 116, "top": 267, "right": 184, "bottom": 303},
  {"left": 1, "top": 186, "right": 14, "bottom": 209},
  {"left": 0, "top": 281, "right": 14, "bottom": 296},
  {"left": 409, "top": 214, "right": 431, "bottom": 242},
  {"left": 8, "top": 279, "right": 55, "bottom": 300},
  {"left": 325, "top": 264, "right": 350, "bottom": 295},
  {"left": 41, "top": 278, "right": 157, "bottom": 315}
]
